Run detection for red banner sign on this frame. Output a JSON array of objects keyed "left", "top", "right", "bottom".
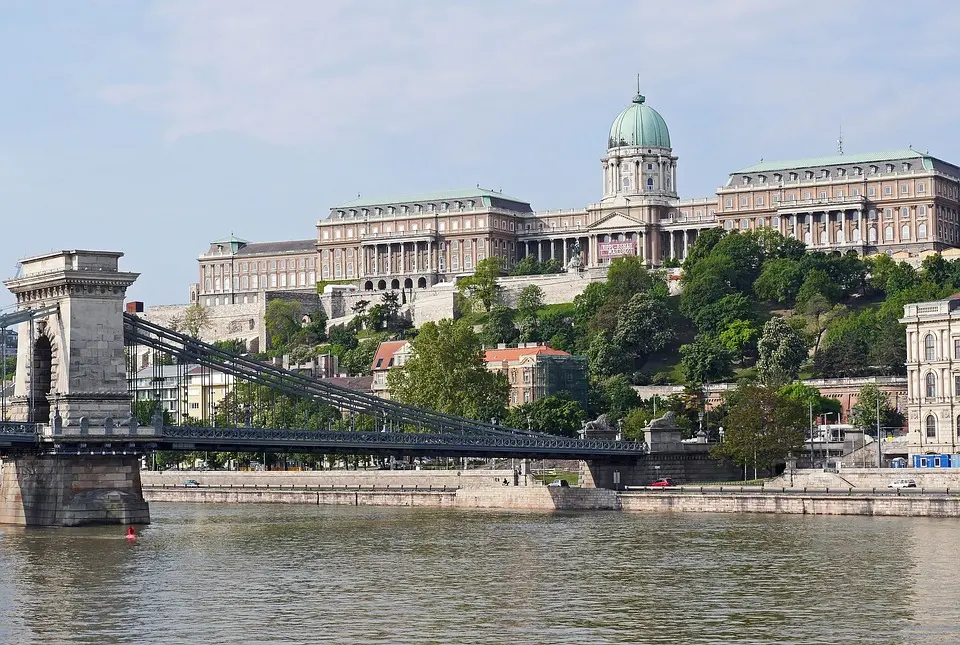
[{"left": 598, "top": 240, "right": 636, "bottom": 259}]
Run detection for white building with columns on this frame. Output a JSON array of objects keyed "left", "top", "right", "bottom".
[
  {"left": 194, "top": 90, "right": 960, "bottom": 299},
  {"left": 901, "top": 296, "right": 960, "bottom": 455},
  {"left": 315, "top": 92, "right": 717, "bottom": 291}
]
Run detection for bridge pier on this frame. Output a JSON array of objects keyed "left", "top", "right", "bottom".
[
  {"left": 0, "top": 454, "right": 149, "bottom": 526},
  {"left": 581, "top": 454, "right": 742, "bottom": 489}
]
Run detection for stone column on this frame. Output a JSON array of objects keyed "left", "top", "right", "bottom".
[
  {"left": 669, "top": 231, "right": 675, "bottom": 261},
  {"left": 651, "top": 230, "right": 661, "bottom": 265},
  {"left": 549, "top": 239, "right": 555, "bottom": 261},
  {"left": 562, "top": 239, "right": 568, "bottom": 267},
  {"left": 683, "top": 230, "right": 689, "bottom": 259}
]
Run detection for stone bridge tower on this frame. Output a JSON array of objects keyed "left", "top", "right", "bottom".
[{"left": 4, "top": 250, "right": 139, "bottom": 426}]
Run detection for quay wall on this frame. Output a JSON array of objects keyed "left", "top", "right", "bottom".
[
  {"left": 142, "top": 469, "right": 517, "bottom": 490},
  {"left": 144, "top": 485, "right": 618, "bottom": 511},
  {"left": 145, "top": 487, "right": 457, "bottom": 508},
  {"left": 619, "top": 491, "right": 960, "bottom": 517}
]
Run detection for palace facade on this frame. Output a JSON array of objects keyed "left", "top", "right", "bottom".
[{"left": 193, "top": 91, "right": 960, "bottom": 302}]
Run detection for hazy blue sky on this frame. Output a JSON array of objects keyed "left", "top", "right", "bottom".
[{"left": 3, "top": 0, "right": 960, "bottom": 308}]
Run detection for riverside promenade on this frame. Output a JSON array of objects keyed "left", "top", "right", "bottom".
[{"left": 142, "top": 471, "right": 960, "bottom": 517}]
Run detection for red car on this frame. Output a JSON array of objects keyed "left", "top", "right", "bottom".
[{"left": 649, "top": 478, "right": 676, "bottom": 487}]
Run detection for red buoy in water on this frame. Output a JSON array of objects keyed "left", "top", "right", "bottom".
[{"left": 126, "top": 526, "right": 137, "bottom": 541}]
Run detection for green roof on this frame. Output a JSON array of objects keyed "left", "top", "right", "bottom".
[
  {"left": 211, "top": 234, "right": 249, "bottom": 245},
  {"left": 608, "top": 94, "right": 671, "bottom": 150},
  {"left": 332, "top": 188, "right": 530, "bottom": 210},
  {"left": 733, "top": 149, "right": 935, "bottom": 174}
]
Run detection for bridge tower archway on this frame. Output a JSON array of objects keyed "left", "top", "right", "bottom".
[{"left": 29, "top": 332, "right": 53, "bottom": 423}]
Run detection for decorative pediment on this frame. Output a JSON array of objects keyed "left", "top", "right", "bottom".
[{"left": 587, "top": 211, "right": 646, "bottom": 231}]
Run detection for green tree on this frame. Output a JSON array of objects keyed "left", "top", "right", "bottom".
[
  {"left": 182, "top": 304, "right": 211, "bottom": 339},
  {"left": 339, "top": 336, "right": 385, "bottom": 375},
  {"left": 505, "top": 393, "right": 586, "bottom": 437},
  {"left": 712, "top": 383, "right": 806, "bottom": 476},
  {"left": 717, "top": 319, "right": 759, "bottom": 365},
  {"left": 681, "top": 227, "right": 725, "bottom": 273},
  {"left": 778, "top": 382, "right": 841, "bottom": 419},
  {"left": 612, "top": 292, "right": 674, "bottom": 365},
  {"left": 585, "top": 332, "right": 627, "bottom": 379},
  {"left": 921, "top": 254, "right": 951, "bottom": 287},
  {"left": 264, "top": 299, "right": 303, "bottom": 351},
  {"left": 516, "top": 284, "right": 545, "bottom": 316},
  {"left": 516, "top": 314, "right": 541, "bottom": 343},
  {"left": 756, "top": 317, "right": 808, "bottom": 386},
  {"left": 481, "top": 306, "right": 518, "bottom": 347},
  {"left": 606, "top": 256, "right": 652, "bottom": 300},
  {"left": 850, "top": 383, "right": 905, "bottom": 436},
  {"left": 598, "top": 374, "right": 641, "bottom": 422},
  {"left": 457, "top": 257, "right": 504, "bottom": 312},
  {"left": 679, "top": 334, "right": 734, "bottom": 385},
  {"left": 350, "top": 299, "right": 371, "bottom": 318},
  {"left": 795, "top": 268, "right": 842, "bottom": 313},
  {"left": 213, "top": 339, "right": 246, "bottom": 354},
  {"left": 692, "top": 293, "right": 752, "bottom": 336},
  {"left": 621, "top": 406, "right": 654, "bottom": 440},
  {"left": 753, "top": 258, "right": 805, "bottom": 304},
  {"left": 387, "top": 319, "right": 508, "bottom": 420}
]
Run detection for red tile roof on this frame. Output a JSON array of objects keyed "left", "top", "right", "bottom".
[
  {"left": 371, "top": 341, "right": 408, "bottom": 371},
  {"left": 484, "top": 345, "right": 571, "bottom": 363}
]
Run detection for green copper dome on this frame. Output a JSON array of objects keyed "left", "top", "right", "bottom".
[{"left": 608, "top": 94, "right": 671, "bottom": 150}]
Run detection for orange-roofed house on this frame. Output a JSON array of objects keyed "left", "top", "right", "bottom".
[
  {"left": 484, "top": 343, "right": 587, "bottom": 409},
  {"left": 371, "top": 340, "right": 411, "bottom": 398}
]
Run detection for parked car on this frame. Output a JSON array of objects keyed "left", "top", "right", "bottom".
[
  {"left": 650, "top": 478, "right": 676, "bottom": 487},
  {"left": 888, "top": 479, "right": 917, "bottom": 489},
  {"left": 546, "top": 479, "right": 570, "bottom": 487},
  {"left": 183, "top": 479, "right": 201, "bottom": 488}
]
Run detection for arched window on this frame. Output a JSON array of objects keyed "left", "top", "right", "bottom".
[
  {"left": 918, "top": 222, "right": 928, "bottom": 239},
  {"left": 868, "top": 227, "right": 877, "bottom": 242},
  {"left": 884, "top": 225, "right": 894, "bottom": 241},
  {"left": 925, "top": 372, "right": 937, "bottom": 398},
  {"left": 901, "top": 224, "right": 911, "bottom": 240},
  {"left": 926, "top": 414, "right": 937, "bottom": 438},
  {"left": 925, "top": 334, "right": 936, "bottom": 360}
]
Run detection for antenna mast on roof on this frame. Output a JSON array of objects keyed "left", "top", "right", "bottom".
[
  {"left": 637, "top": 74, "right": 640, "bottom": 94},
  {"left": 838, "top": 126, "right": 844, "bottom": 155}
]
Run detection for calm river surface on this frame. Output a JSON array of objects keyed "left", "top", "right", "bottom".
[{"left": 0, "top": 503, "right": 958, "bottom": 644}]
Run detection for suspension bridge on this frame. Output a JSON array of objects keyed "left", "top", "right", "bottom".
[{"left": 0, "top": 249, "right": 655, "bottom": 526}]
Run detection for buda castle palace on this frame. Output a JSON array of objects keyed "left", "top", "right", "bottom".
[{"left": 193, "top": 91, "right": 960, "bottom": 307}]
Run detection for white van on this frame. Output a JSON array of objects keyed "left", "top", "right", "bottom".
[{"left": 888, "top": 479, "right": 917, "bottom": 489}]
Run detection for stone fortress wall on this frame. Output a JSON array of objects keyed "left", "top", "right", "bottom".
[{"left": 139, "top": 268, "right": 614, "bottom": 354}]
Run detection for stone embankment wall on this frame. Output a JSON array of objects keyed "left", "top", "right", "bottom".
[
  {"left": 144, "top": 484, "right": 617, "bottom": 511},
  {"left": 619, "top": 491, "right": 960, "bottom": 517},
  {"left": 456, "top": 487, "right": 618, "bottom": 510},
  {"left": 142, "top": 469, "right": 518, "bottom": 490},
  {"left": 146, "top": 487, "right": 457, "bottom": 508},
  {"left": 773, "top": 468, "right": 960, "bottom": 490}
]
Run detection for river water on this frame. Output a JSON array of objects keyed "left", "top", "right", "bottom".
[{"left": 0, "top": 503, "right": 958, "bottom": 644}]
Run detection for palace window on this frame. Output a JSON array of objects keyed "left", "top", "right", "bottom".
[
  {"left": 927, "top": 414, "right": 937, "bottom": 438},
  {"left": 819, "top": 192, "right": 827, "bottom": 199},
  {"left": 925, "top": 334, "right": 936, "bottom": 360},
  {"left": 741, "top": 218, "right": 749, "bottom": 230},
  {"left": 868, "top": 187, "right": 876, "bottom": 197},
  {"left": 901, "top": 224, "right": 911, "bottom": 240},
  {"left": 901, "top": 184, "right": 909, "bottom": 194},
  {"left": 918, "top": 182, "right": 926, "bottom": 193},
  {"left": 918, "top": 222, "right": 928, "bottom": 239},
  {"left": 926, "top": 372, "right": 937, "bottom": 398},
  {"left": 885, "top": 186, "right": 892, "bottom": 195},
  {"left": 884, "top": 226, "right": 893, "bottom": 241}
]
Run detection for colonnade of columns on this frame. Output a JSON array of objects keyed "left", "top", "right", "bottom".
[
  {"left": 781, "top": 208, "right": 879, "bottom": 246},
  {"left": 518, "top": 228, "right": 701, "bottom": 268},
  {"left": 360, "top": 239, "right": 435, "bottom": 277}
]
